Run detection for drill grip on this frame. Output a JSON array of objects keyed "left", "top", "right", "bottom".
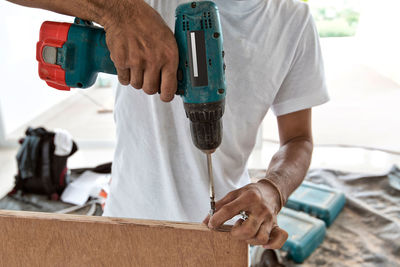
[{"left": 60, "top": 23, "right": 117, "bottom": 88}]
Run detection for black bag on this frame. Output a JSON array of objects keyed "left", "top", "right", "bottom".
[{"left": 11, "top": 127, "right": 78, "bottom": 199}]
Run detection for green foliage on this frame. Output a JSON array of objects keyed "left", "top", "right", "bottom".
[
  {"left": 317, "top": 19, "right": 357, "bottom": 37},
  {"left": 311, "top": 6, "right": 360, "bottom": 37},
  {"left": 341, "top": 9, "right": 359, "bottom": 26}
]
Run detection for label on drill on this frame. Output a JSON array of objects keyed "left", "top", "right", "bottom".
[{"left": 187, "top": 30, "right": 208, "bottom": 87}]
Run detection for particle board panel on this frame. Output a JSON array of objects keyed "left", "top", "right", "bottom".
[{"left": 0, "top": 210, "right": 248, "bottom": 267}]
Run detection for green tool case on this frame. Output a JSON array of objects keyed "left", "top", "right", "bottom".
[
  {"left": 285, "top": 181, "right": 346, "bottom": 226},
  {"left": 278, "top": 208, "right": 326, "bottom": 263}
]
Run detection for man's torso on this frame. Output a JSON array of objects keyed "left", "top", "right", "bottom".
[{"left": 103, "top": 0, "right": 312, "bottom": 222}]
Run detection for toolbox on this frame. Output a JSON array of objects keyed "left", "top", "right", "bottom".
[
  {"left": 285, "top": 181, "right": 346, "bottom": 226},
  {"left": 278, "top": 207, "right": 326, "bottom": 263}
]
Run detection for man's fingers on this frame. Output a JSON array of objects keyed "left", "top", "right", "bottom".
[
  {"left": 159, "top": 66, "right": 177, "bottom": 102},
  {"left": 246, "top": 222, "right": 271, "bottom": 245},
  {"left": 214, "top": 189, "right": 241, "bottom": 212},
  {"left": 103, "top": 0, "right": 179, "bottom": 100},
  {"left": 130, "top": 67, "right": 144, "bottom": 89},
  {"left": 263, "top": 226, "right": 288, "bottom": 249},
  {"left": 117, "top": 68, "right": 130, "bottom": 86},
  {"left": 208, "top": 195, "right": 248, "bottom": 229},
  {"left": 202, "top": 214, "right": 211, "bottom": 225},
  {"left": 231, "top": 215, "right": 263, "bottom": 240},
  {"left": 203, "top": 190, "right": 241, "bottom": 227},
  {"left": 142, "top": 67, "right": 161, "bottom": 95}
]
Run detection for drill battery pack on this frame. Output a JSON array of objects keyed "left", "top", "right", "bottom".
[
  {"left": 285, "top": 181, "right": 346, "bottom": 226},
  {"left": 278, "top": 208, "right": 326, "bottom": 263}
]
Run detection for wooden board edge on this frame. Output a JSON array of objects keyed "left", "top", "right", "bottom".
[{"left": 0, "top": 209, "right": 233, "bottom": 232}]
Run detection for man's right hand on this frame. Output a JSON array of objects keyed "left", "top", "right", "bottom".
[
  {"left": 102, "top": 0, "right": 179, "bottom": 102},
  {"left": 7, "top": 0, "right": 179, "bottom": 102}
]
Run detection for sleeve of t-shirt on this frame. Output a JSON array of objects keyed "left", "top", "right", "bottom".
[{"left": 271, "top": 15, "right": 329, "bottom": 116}]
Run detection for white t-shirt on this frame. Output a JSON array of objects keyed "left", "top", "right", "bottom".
[{"left": 103, "top": 0, "right": 329, "bottom": 222}]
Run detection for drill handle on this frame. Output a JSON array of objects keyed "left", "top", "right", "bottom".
[
  {"left": 71, "top": 18, "right": 116, "bottom": 76},
  {"left": 63, "top": 21, "right": 117, "bottom": 88},
  {"left": 88, "top": 26, "right": 117, "bottom": 76}
]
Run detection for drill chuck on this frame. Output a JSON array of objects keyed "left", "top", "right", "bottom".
[{"left": 184, "top": 99, "right": 225, "bottom": 152}]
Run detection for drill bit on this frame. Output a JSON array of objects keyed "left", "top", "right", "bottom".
[{"left": 207, "top": 153, "right": 216, "bottom": 216}]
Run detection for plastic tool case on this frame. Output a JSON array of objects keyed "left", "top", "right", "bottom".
[
  {"left": 285, "top": 181, "right": 346, "bottom": 226},
  {"left": 278, "top": 208, "right": 326, "bottom": 263}
]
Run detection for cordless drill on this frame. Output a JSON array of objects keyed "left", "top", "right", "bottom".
[{"left": 36, "top": 1, "right": 226, "bottom": 214}]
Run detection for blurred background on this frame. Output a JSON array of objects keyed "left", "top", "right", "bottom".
[{"left": 0, "top": 0, "right": 399, "bottom": 198}]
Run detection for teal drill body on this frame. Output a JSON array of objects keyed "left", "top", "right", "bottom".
[
  {"left": 38, "top": 1, "right": 226, "bottom": 151},
  {"left": 175, "top": 1, "right": 226, "bottom": 104}
]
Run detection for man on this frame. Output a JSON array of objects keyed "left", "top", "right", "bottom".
[{"left": 7, "top": 0, "right": 328, "bottom": 249}]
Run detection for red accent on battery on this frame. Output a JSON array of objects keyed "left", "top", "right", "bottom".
[{"left": 36, "top": 21, "right": 72, "bottom": 91}]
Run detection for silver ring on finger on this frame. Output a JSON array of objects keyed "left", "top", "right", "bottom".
[{"left": 239, "top": 210, "right": 249, "bottom": 220}]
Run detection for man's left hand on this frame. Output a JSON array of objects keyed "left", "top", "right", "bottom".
[{"left": 203, "top": 181, "right": 288, "bottom": 249}]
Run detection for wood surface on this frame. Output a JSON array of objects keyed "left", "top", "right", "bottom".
[{"left": 0, "top": 210, "right": 248, "bottom": 267}]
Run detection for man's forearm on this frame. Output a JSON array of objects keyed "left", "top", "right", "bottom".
[
  {"left": 6, "top": 0, "right": 111, "bottom": 25},
  {"left": 260, "top": 137, "right": 313, "bottom": 207}
]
